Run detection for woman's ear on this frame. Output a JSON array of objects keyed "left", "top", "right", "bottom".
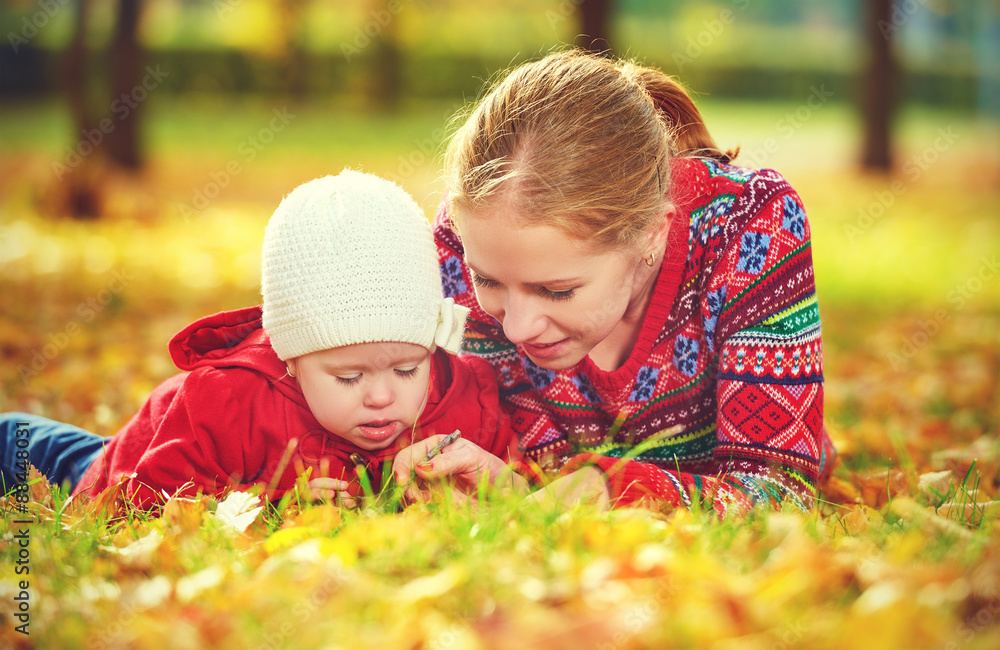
[{"left": 648, "top": 204, "right": 676, "bottom": 256}]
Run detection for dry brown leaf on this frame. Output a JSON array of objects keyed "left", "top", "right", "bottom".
[
  {"left": 88, "top": 473, "right": 134, "bottom": 521},
  {"left": 889, "top": 497, "right": 973, "bottom": 539},
  {"left": 855, "top": 468, "right": 917, "bottom": 509},
  {"left": 918, "top": 470, "right": 956, "bottom": 498},
  {"left": 822, "top": 475, "right": 861, "bottom": 505},
  {"left": 27, "top": 465, "right": 54, "bottom": 508},
  {"left": 838, "top": 505, "right": 884, "bottom": 536},
  {"left": 161, "top": 496, "right": 208, "bottom": 535},
  {"left": 936, "top": 500, "right": 1000, "bottom": 526}
]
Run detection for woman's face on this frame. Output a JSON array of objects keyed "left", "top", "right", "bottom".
[{"left": 459, "top": 207, "right": 652, "bottom": 371}]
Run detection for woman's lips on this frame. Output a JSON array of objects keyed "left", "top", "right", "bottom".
[
  {"left": 522, "top": 338, "right": 569, "bottom": 360},
  {"left": 357, "top": 421, "right": 398, "bottom": 441}
]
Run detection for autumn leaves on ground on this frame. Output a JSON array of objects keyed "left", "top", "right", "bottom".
[{"left": 1, "top": 101, "right": 999, "bottom": 649}]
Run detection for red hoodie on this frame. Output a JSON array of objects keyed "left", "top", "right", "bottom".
[{"left": 73, "top": 306, "right": 519, "bottom": 508}]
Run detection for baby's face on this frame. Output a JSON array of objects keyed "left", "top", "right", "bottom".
[{"left": 290, "top": 342, "right": 432, "bottom": 450}]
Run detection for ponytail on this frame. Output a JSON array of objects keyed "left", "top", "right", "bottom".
[{"left": 621, "top": 64, "right": 738, "bottom": 163}]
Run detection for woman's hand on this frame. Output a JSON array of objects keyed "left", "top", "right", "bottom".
[
  {"left": 307, "top": 477, "right": 357, "bottom": 509},
  {"left": 393, "top": 435, "right": 528, "bottom": 504},
  {"left": 521, "top": 466, "right": 611, "bottom": 511}
]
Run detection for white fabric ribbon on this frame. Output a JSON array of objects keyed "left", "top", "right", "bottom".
[{"left": 434, "top": 297, "right": 470, "bottom": 354}]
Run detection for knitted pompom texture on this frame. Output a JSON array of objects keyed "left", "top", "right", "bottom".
[{"left": 261, "top": 170, "right": 447, "bottom": 360}]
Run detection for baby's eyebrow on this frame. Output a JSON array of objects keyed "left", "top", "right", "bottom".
[
  {"left": 322, "top": 364, "right": 362, "bottom": 374},
  {"left": 391, "top": 352, "right": 432, "bottom": 366},
  {"left": 323, "top": 352, "right": 428, "bottom": 373}
]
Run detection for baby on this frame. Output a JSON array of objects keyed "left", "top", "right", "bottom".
[{"left": 1, "top": 170, "right": 518, "bottom": 509}]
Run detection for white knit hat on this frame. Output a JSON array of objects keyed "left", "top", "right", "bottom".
[{"left": 261, "top": 170, "right": 469, "bottom": 360}]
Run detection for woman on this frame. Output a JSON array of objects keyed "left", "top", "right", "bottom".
[{"left": 397, "top": 50, "right": 835, "bottom": 516}]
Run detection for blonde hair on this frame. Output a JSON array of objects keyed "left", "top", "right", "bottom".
[{"left": 444, "top": 49, "right": 735, "bottom": 250}]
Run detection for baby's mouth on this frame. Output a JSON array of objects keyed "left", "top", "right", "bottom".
[{"left": 357, "top": 421, "right": 398, "bottom": 441}]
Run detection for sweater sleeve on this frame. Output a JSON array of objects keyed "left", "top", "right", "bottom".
[
  {"left": 101, "top": 368, "right": 287, "bottom": 510},
  {"left": 563, "top": 182, "right": 829, "bottom": 516},
  {"left": 462, "top": 357, "right": 523, "bottom": 464}
]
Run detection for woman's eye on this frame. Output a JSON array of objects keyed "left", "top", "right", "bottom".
[
  {"left": 395, "top": 367, "right": 419, "bottom": 379},
  {"left": 539, "top": 287, "right": 575, "bottom": 301},
  {"left": 335, "top": 375, "right": 362, "bottom": 386},
  {"left": 471, "top": 273, "right": 501, "bottom": 289}
]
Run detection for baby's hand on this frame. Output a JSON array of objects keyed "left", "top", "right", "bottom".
[{"left": 307, "top": 477, "right": 357, "bottom": 509}]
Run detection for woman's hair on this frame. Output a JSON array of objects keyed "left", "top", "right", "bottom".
[{"left": 444, "top": 49, "right": 736, "bottom": 250}]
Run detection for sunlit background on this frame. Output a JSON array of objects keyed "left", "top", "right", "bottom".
[
  {"left": 1, "top": 0, "right": 998, "bottom": 461},
  {"left": 2, "top": 5, "right": 1000, "bottom": 648}
]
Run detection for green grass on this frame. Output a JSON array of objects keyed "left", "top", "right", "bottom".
[{"left": 3, "top": 474, "right": 998, "bottom": 649}]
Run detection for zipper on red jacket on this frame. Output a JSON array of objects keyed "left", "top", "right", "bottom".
[{"left": 349, "top": 452, "right": 371, "bottom": 483}]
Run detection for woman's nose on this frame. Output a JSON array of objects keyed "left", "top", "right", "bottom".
[{"left": 500, "top": 292, "right": 548, "bottom": 344}]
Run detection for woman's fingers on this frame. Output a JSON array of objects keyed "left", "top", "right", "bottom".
[
  {"left": 403, "top": 481, "right": 432, "bottom": 505},
  {"left": 392, "top": 434, "right": 454, "bottom": 483},
  {"left": 521, "top": 466, "right": 611, "bottom": 511},
  {"left": 394, "top": 436, "right": 496, "bottom": 484},
  {"left": 411, "top": 441, "right": 495, "bottom": 480}
]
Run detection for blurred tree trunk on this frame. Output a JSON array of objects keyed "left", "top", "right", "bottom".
[
  {"left": 61, "top": 0, "right": 101, "bottom": 219},
  {"left": 368, "top": 0, "right": 402, "bottom": 111},
  {"left": 106, "top": 0, "right": 145, "bottom": 169},
  {"left": 861, "top": 0, "right": 897, "bottom": 172},
  {"left": 278, "top": 0, "right": 308, "bottom": 99},
  {"left": 575, "top": 0, "right": 614, "bottom": 54},
  {"left": 65, "top": 0, "right": 92, "bottom": 137},
  {"left": 58, "top": 0, "right": 147, "bottom": 219}
]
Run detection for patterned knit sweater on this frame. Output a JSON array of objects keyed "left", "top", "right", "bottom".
[{"left": 434, "top": 158, "right": 836, "bottom": 516}]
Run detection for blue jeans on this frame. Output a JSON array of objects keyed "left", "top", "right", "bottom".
[{"left": 1, "top": 413, "right": 108, "bottom": 493}]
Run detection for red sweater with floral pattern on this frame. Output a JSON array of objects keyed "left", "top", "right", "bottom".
[{"left": 434, "top": 158, "right": 836, "bottom": 516}]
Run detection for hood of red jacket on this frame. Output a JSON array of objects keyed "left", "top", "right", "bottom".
[
  {"left": 167, "top": 306, "right": 307, "bottom": 408},
  {"left": 164, "top": 306, "right": 461, "bottom": 457}
]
